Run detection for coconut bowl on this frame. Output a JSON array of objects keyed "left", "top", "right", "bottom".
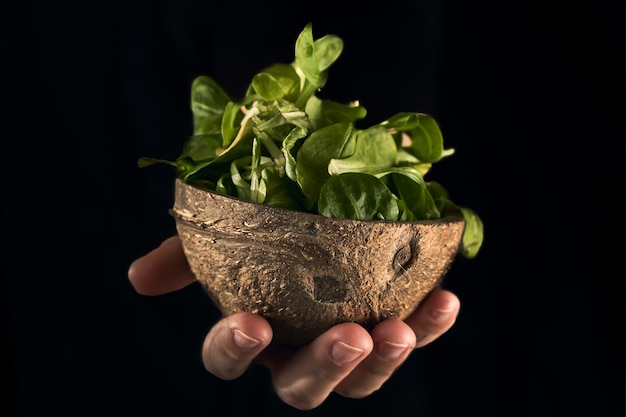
[{"left": 171, "top": 178, "right": 465, "bottom": 346}]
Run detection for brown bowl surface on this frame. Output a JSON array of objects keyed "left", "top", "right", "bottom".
[{"left": 172, "top": 178, "right": 465, "bottom": 346}]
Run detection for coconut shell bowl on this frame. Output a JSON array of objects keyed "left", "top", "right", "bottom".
[{"left": 171, "top": 179, "right": 465, "bottom": 346}]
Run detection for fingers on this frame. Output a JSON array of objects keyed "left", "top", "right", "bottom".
[
  {"left": 405, "top": 287, "right": 460, "bottom": 348},
  {"left": 202, "top": 312, "right": 273, "bottom": 380},
  {"left": 328, "top": 288, "right": 460, "bottom": 399},
  {"left": 129, "top": 236, "right": 460, "bottom": 411},
  {"left": 128, "top": 236, "right": 197, "bottom": 296},
  {"left": 231, "top": 288, "right": 459, "bottom": 410},
  {"left": 260, "top": 323, "right": 374, "bottom": 410},
  {"left": 333, "top": 318, "right": 416, "bottom": 398}
]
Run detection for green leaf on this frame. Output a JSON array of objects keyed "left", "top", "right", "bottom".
[
  {"left": 295, "top": 122, "right": 355, "bottom": 205},
  {"left": 137, "top": 157, "right": 176, "bottom": 168},
  {"left": 183, "top": 131, "right": 255, "bottom": 182},
  {"left": 249, "top": 137, "right": 265, "bottom": 204},
  {"left": 391, "top": 171, "right": 440, "bottom": 220},
  {"left": 383, "top": 112, "right": 421, "bottom": 131},
  {"left": 427, "top": 186, "right": 484, "bottom": 259},
  {"left": 384, "top": 113, "right": 444, "bottom": 163},
  {"left": 180, "top": 133, "right": 222, "bottom": 162},
  {"left": 314, "top": 34, "right": 343, "bottom": 72},
  {"left": 220, "top": 101, "right": 242, "bottom": 148},
  {"left": 328, "top": 126, "right": 397, "bottom": 175},
  {"left": 425, "top": 181, "right": 449, "bottom": 201},
  {"left": 261, "top": 167, "right": 305, "bottom": 211},
  {"left": 295, "top": 22, "right": 342, "bottom": 88},
  {"left": 215, "top": 173, "right": 235, "bottom": 195},
  {"left": 281, "top": 126, "right": 308, "bottom": 182},
  {"left": 305, "top": 96, "right": 367, "bottom": 130},
  {"left": 318, "top": 173, "right": 399, "bottom": 221},
  {"left": 230, "top": 157, "right": 252, "bottom": 202},
  {"left": 396, "top": 199, "right": 417, "bottom": 221},
  {"left": 457, "top": 207, "right": 484, "bottom": 259},
  {"left": 251, "top": 71, "right": 295, "bottom": 101},
  {"left": 191, "top": 76, "right": 232, "bottom": 134},
  {"left": 406, "top": 113, "right": 444, "bottom": 163},
  {"left": 295, "top": 23, "right": 322, "bottom": 86},
  {"left": 396, "top": 148, "right": 432, "bottom": 175},
  {"left": 193, "top": 114, "right": 223, "bottom": 136}
]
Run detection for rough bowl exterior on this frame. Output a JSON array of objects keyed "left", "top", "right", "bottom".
[{"left": 172, "top": 179, "right": 465, "bottom": 346}]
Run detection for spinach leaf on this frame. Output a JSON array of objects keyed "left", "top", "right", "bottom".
[
  {"left": 383, "top": 112, "right": 444, "bottom": 163},
  {"left": 191, "top": 76, "right": 231, "bottom": 137},
  {"left": 318, "top": 173, "right": 399, "bottom": 221},
  {"left": 328, "top": 126, "right": 397, "bottom": 175},
  {"left": 295, "top": 122, "right": 354, "bottom": 207}
]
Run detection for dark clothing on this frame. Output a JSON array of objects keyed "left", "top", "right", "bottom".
[{"left": 3, "top": 0, "right": 623, "bottom": 416}]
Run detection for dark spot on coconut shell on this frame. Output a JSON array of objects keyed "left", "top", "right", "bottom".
[
  {"left": 305, "top": 221, "right": 321, "bottom": 234},
  {"left": 313, "top": 275, "right": 347, "bottom": 302}
]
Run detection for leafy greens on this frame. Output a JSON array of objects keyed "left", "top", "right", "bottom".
[{"left": 139, "top": 23, "right": 484, "bottom": 259}]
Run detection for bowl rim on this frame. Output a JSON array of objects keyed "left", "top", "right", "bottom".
[{"left": 173, "top": 178, "right": 466, "bottom": 228}]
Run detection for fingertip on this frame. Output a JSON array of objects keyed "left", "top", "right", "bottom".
[
  {"left": 127, "top": 254, "right": 153, "bottom": 294},
  {"left": 405, "top": 288, "right": 461, "bottom": 348},
  {"left": 321, "top": 322, "right": 374, "bottom": 359},
  {"left": 127, "top": 235, "right": 197, "bottom": 296},
  {"left": 370, "top": 318, "right": 417, "bottom": 349},
  {"left": 227, "top": 312, "right": 273, "bottom": 347},
  {"left": 332, "top": 319, "right": 416, "bottom": 399},
  {"left": 423, "top": 287, "right": 461, "bottom": 316},
  {"left": 203, "top": 313, "right": 272, "bottom": 380}
]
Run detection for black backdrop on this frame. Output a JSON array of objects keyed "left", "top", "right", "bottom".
[{"left": 2, "top": 0, "right": 623, "bottom": 416}]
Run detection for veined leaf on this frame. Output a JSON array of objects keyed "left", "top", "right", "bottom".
[
  {"left": 295, "top": 23, "right": 322, "bottom": 87},
  {"left": 382, "top": 112, "right": 421, "bottom": 131},
  {"left": 305, "top": 96, "right": 367, "bottom": 130},
  {"left": 191, "top": 76, "right": 232, "bottom": 133},
  {"left": 318, "top": 173, "right": 399, "bottom": 221},
  {"left": 314, "top": 34, "right": 343, "bottom": 72},
  {"left": 261, "top": 167, "right": 305, "bottom": 211},
  {"left": 181, "top": 133, "right": 222, "bottom": 162},
  {"left": 328, "top": 126, "right": 397, "bottom": 175},
  {"left": 221, "top": 101, "right": 242, "bottom": 148},
  {"left": 281, "top": 126, "right": 308, "bottom": 182},
  {"left": 406, "top": 113, "right": 444, "bottom": 163},
  {"left": 457, "top": 207, "right": 484, "bottom": 259},
  {"left": 296, "top": 122, "right": 354, "bottom": 205},
  {"left": 391, "top": 172, "right": 440, "bottom": 220},
  {"left": 295, "top": 22, "right": 342, "bottom": 88},
  {"left": 252, "top": 72, "right": 295, "bottom": 102}
]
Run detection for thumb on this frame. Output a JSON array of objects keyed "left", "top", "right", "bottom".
[{"left": 128, "top": 235, "right": 197, "bottom": 296}]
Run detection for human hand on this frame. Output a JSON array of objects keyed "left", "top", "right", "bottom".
[{"left": 128, "top": 235, "right": 460, "bottom": 410}]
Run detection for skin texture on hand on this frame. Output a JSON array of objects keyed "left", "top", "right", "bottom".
[{"left": 128, "top": 235, "right": 460, "bottom": 410}]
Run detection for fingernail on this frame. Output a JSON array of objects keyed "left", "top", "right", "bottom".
[
  {"left": 331, "top": 341, "right": 364, "bottom": 365},
  {"left": 377, "top": 341, "right": 410, "bottom": 362},
  {"left": 232, "top": 329, "right": 261, "bottom": 349}
]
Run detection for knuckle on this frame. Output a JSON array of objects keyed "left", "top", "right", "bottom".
[
  {"left": 335, "top": 383, "right": 382, "bottom": 399},
  {"left": 276, "top": 386, "right": 322, "bottom": 410},
  {"left": 202, "top": 339, "right": 250, "bottom": 380},
  {"left": 204, "top": 354, "right": 244, "bottom": 381}
]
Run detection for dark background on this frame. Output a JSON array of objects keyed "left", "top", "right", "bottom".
[{"left": 2, "top": 0, "right": 623, "bottom": 416}]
